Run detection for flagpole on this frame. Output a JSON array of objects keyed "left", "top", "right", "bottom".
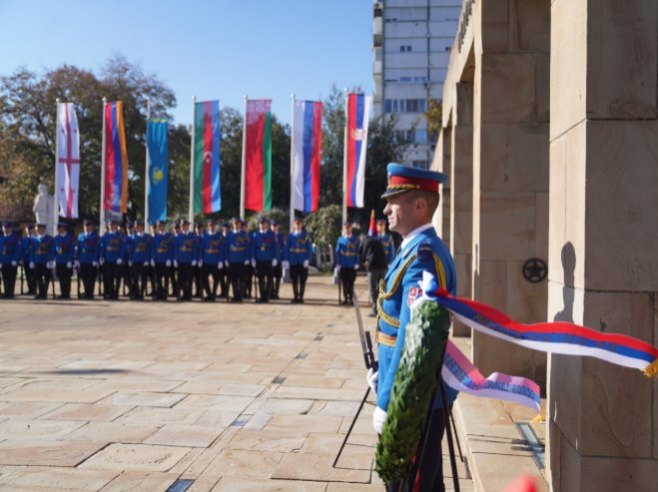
[
  {"left": 240, "top": 95, "right": 247, "bottom": 221},
  {"left": 53, "top": 98, "right": 60, "bottom": 235},
  {"left": 289, "top": 94, "right": 295, "bottom": 231},
  {"left": 144, "top": 97, "right": 150, "bottom": 227},
  {"left": 100, "top": 97, "right": 107, "bottom": 235},
  {"left": 342, "top": 88, "right": 348, "bottom": 225},
  {"left": 188, "top": 96, "right": 196, "bottom": 223}
]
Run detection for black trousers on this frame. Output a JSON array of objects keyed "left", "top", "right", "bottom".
[
  {"left": 193, "top": 264, "right": 203, "bottom": 297},
  {"left": 154, "top": 263, "right": 169, "bottom": 300},
  {"left": 290, "top": 264, "right": 308, "bottom": 301},
  {"left": 79, "top": 263, "right": 97, "bottom": 299},
  {"left": 24, "top": 263, "right": 36, "bottom": 295},
  {"left": 339, "top": 267, "right": 356, "bottom": 302},
  {"left": 271, "top": 263, "right": 282, "bottom": 298},
  {"left": 202, "top": 264, "right": 219, "bottom": 299},
  {"left": 103, "top": 262, "right": 119, "bottom": 299},
  {"left": 255, "top": 261, "right": 273, "bottom": 302},
  {"left": 34, "top": 263, "right": 51, "bottom": 299},
  {"left": 130, "top": 263, "right": 147, "bottom": 299},
  {"left": 55, "top": 264, "right": 72, "bottom": 299},
  {"left": 1, "top": 264, "right": 17, "bottom": 298},
  {"left": 228, "top": 262, "right": 244, "bottom": 301},
  {"left": 243, "top": 264, "right": 254, "bottom": 297},
  {"left": 177, "top": 262, "right": 193, "bottom": 300},
  {"left": 168, "top": 265, "right": 178, "bottom": 297},
  {"left": 219, "top": 264, "right": 228, "bottom": 297}
]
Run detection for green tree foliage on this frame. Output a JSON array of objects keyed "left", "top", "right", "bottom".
[
  {"left": 424, "top": 98, "right": 443, "bottom": 143},
  {"left": 304, "top": 204, "right": 342, "bottom": 247}
]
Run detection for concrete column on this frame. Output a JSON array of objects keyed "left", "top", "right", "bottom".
[
  {"left": 471, "top": 0, "right": 550, "bottom": 385},
  {"left": 434, "top": 125, "right": 452, "bottom": 244},
  {"left": 547, "top": 1, "right": 658, "bottom": 489}
]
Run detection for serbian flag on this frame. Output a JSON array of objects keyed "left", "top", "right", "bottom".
[
  {"left": 345, "top": 93, "right": 372, "bottom": 208},
  {"left": 146, "top": 120, "right": 169, "bottom": 224},
  {"left": 193, "top": 100, "right": 221, "bottom": 214},
  {"left": 244, "top": 99, "right": 272, "bottom": 212},
  {"left": 56, "top": 102, "right": 80, "bottom": 218},
  {"left": 367, "top": 210, "right": 377, "bottom": 236},
  {"left": 103, "top": 101, "right": 129, "bottom": 213},
  {"left": 291, "top": 99, "right": 322, "bottom": 213}
]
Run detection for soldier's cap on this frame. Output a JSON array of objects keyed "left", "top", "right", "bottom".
[
  {"left": 221, "top": 222, "right": 230, "bottom": 228},
  {"left": 108, "top": 218, "right": 118, "bottom": 225},
  {"left": 343, "top": 221, "right": 352, "bottom": 227},
  {"left": 231, "top": 217, "right": 242, "bottom": 224},
  {"left": 293, "top": 216, "right": 304, "bottom": 223},
  {"left": 57, "top": 221, "right": 67, "bottom": 229},
  {"left": 206, "top": 218, "right": 216, "bottom": 225},
  {"left": 36, "top": 223, "right": 46, "bottom": 228},
  {"left": 196, "top": 222, "right": 205, "bottom": 228},
  {"left": 82, "top": 219, "right": 94, "bottom": 226},
  {"left": 156, "top": 219, "right": 167, "bottom": 225},
  {"left": 258, "top": 216, "right": 269, "bottom": 223},
  {"left": 180, "top": 219, "right": 190, "bottom": 225},
  {"left": 271, "top": 219, "right": 278, "bottom": 226},
  {"left": 381, "top": 163, "right": 448, "bottom": 199},
  {"left": 135, "top": 220, "right": 144, "bottom": 226},
  {"left": 1, "top": 220, "right": 13, "bottom": 228}
]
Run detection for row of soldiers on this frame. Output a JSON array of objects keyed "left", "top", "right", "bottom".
[{"left": 0, "top": 216, "right": 314, "bottom": 303}]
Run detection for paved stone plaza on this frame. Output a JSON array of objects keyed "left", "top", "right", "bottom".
[{"left": 0, "top": 276, "right": 474, "bottom": 491}]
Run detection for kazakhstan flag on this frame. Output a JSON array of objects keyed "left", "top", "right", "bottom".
[{"left": 146, "top": 120, "right": 169, "bottom": 224}]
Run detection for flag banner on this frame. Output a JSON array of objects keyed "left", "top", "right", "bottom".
[
  {"left": 368, "top": 209, "right": 376, "bottom": 236},
  {"left": 146, "top": 120, "right": 169, "bottom": 224},
  {"left": 442, "top": 340, "right": 541, "bottom": 412},
  {"left": 415, "top": 272, "right": 658, "bottom": 378},
  {"left": 292, "top": 100, "right": 322, "bottom": 213},
  {"left": 346, "top": 93, "right": 371, "bottom": 208},
  {"left": 194, "top": 100, "right": 221, "bottom": 214},
  {"left": 104, "top": 101, "right": 129, "bottom": 213},
  {"left": 245, "top": 99, "right": 272, "bottom": 212},
  {"left": 56, "top": 102, "right": 80, "bottom": 218}
]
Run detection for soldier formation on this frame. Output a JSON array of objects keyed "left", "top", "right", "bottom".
[{"left": 0, "top": 216, "right": 316, "bottom": 303}]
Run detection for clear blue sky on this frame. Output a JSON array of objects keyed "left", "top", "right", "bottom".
[{"left": 0, "top": 0, "right": 374, "bottom": 125}]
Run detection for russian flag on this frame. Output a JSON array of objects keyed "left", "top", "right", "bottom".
[
  {"left": 291, "top": 100, "right": 322, "bottom": 213},
  {"left": 103, "top": 101, "right": 129, "bottom": 213},
  {"left": 345, "top": 93, "right": 371, "bottom": 208}
]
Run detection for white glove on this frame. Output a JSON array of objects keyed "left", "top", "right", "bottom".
[
  {"left": 74, "top": 260, "right": 80, "bottom": 268},
  {"left": 335, "top": 265, "right": 341, "bottom": 274},
  {"left": 117, "top": 258, "right": 123, "bottom": 265},
  {"left": 150, "top": 260, "right": 155, "bottom": 267},
  {"left": 198, "top": 260, "right": 203, "bottom": 267},
  {"left": 354, "top": 264, "right": 360, "bottom": 271},
  {"left": 244, "top": 259, "right": 249, "bottom": 265},
  {"left": 29, "top": 262, "right": 35, "bottom": 269},
  {"left": 92, "top": 261, "right": 98, "bottom": 267},
  {"left": 272, "top": 259, "right": 278, "bottom": 267},
  {"left": 174, "top": 260, "right": 178, "bottom": 267},
  {"left": 367, "top": 368, "right": 378, "bottom": 394},
  {"left": 128, "top": 261, "right": 133, "bottom": 267},
  {"left": 282, "top": 261, "right": 289, "bottom": 270},
  {"left": 49, "top": 261, "right": 55, "bottom": 269},
  {"left": 11, "top": 260, "right": 17, "bottom": 267},
  {"left": 166, "top": 260, "right": 171, "bottom": 267},
  {"left": 218, "top": 262, "right": 223, "bottom": 269},
  {"left": 225, "top": 261, "right": 229, "bottom": 267},
  {"left": 66, "top": 261, "right": 72, "bottom": 269},
  {"left": 303, "top": 259, "right": 309, "bottom": 268},
  {"left": 251, "top": 259, "right": 256, "bottom": 267},
  {"left": 191, "top": 260, "right": 197, "bottom": 267},
  {"left": 144, "top": 261, "right": 149, "bottom": 267},
  {"left": 373, "top": 406, "right": 387, "bottom": 435},
  {"left": 99, "top": 258, "right": 105, "bottom": 265}
]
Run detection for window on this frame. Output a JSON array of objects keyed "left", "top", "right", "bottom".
[
  {"left": 400, "top": 45, "right": 412, "bottom": 52},
  {"left": 412, "top": 160, "right": 429, "bottom": 170}
]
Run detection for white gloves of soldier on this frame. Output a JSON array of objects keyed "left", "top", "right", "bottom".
[
  {"left": 128, "top": 261, "right": 133, "bottom": 267},
  {"left": 191, "top": 260, "right": 197, "bottom": 267},
  {"left": 29, "top": 262, "right": 35, "bottom": 269},
  {"left": 92, "top": 261, "right": 98, "bottom": 267},
  {"left": 99, "top": 258, "right": 105, "bottom": 265},
  {"left": 335, "top": 265, "right": 341, "bottom": 274},
  {"left": 66, "top": 261, "right": 72, "bottom": 269},
  {"left": 11, "top": 261, "right": 17, "bottom": 267},
  {"left": 354, "top": 264, "right": 360, "bottom": 271},
  {"left": 282, "top": 261, "right": 289, "bottom": 270},
  {"left": 218, "top": 262, "right": 223, "bottom": 269},
  {"left": 251, "top": 259, "right": 256, "bottom": 267},
  {"left": 117, "top": 258, "right": 123, "bottom": 265},
  {"left": 166, "top": 260, "right": 171, "bottom": 267},
  {"left": 74, "top": 260, "right": 80, "bottom": 268},
  {"left": 198, "top": 260, "right": 203, "bottom": 267},
  {"left": 367, "top": 368, "right": 378, "bottom": 394},
  {"left": 272, "top": 259, "right": 278, "bottom": 267},
  {"left": 303, "top": 259, "right": 309, "bottom": 268},
  {"left": 373, "top": 406, "right": 387, "bottom": 435},
  {"left": 144, "top": 261, "right": 150, "bottom": 267},
  {"left": 225, "top": 261, "right": 229, "bottom": 268},
  {"left": 174, "top": 260, "right": 178, "bottom": 267},
  {"left": 150, "top": 260, "right": 155, "bottom": 267},
  {"left": 244, "top": 259, "right": 249, "bottom": 266}
]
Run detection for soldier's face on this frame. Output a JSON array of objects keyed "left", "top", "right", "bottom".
[
  {"left": 37, "top": 226, "right": 46, "bottom": 235},
  {"left": 384, "top": 194, "right": 416, "bottom": 236}
]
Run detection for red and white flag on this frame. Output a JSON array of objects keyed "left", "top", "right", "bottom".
[{"left": 56, "top": 102, "right": 80, "bottom": 218}]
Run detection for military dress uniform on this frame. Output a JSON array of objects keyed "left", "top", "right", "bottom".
[
  {"left": 119, "top": 229, "right": 132, "bottom": 296},
  {"left": 374, "top": 163, "right": 458, "bottom": 491},
  {"left": 285, "top": 227, "right": 313, "bottom": 303},
  {"left": 219, "top": 224, "right": 230, "bottom": 298},
  {"left": 335, "top": 232, "right": 360, "bottom": 304},
  {"left": 271, "top": 223, "right": 285, "bottom": 299},
  {"left": 54, "top": 228, "right": 75, "bottom": 299},
  {"left": 22, "top": 227, "right": 36, "bottom": 295},
  {"left": 76, "top": 226, "right": 100, "bottom": 299},
  {"left": 30, "top": 229, "right": 55, "bottom": 299},
  {"left": 100, "top": 228, "right": 124, "bottom": 300},
  {"left": 251, "top": 224, "right": 279, "bottom": 303},
  {"left": 226, "top": 225, "right": 250, "bottom": 302},
  {"left": 0, "top": 225, "right": 22, "bottom": 298},
  {"left": 174, "top": 227, "right": 197, "bottom": 301},
  {"left": 152, "top": 226, "right": 174, "bottom": 300},
  {"left": 200, "top": 228, "right": 225, "bottom": 301},
  {"left": 377, "top": 231, "right": 396, "bottom": 265},
  {"left": 128, "top": 229, "right": 153, "bottom": 300}
]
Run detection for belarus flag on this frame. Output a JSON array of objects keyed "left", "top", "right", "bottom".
[
  {"left": 345, "top": 93, "right": 371, "bottom": 208},
  {"left": 244, "top": 99, "right": 272, "bottom": 212},
  {"left": 291, "top": 100, "right": 322, "bottom": 213},
  {"left": 56, "top": 102, "right": 80, "bottom": 218}
]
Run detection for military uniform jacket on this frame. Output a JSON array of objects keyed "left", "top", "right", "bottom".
[
  {"left": 152, "top": 233, "right": 173, "bottom": 264},
  {"left": 54, "top": 233, "right": 75, "bottom": 265},
  {"left": 285, "top": 231, "right": 312, "bottom": 266},
  {"left": 21, "top": 236, "right": 34, "bottom": 264},
  {"left": 335, "top": 234, "right": 359, "bottom": 268},
  {"left": 251, "top": 230, "right": 279, "bottom": 262},
  {"left": 375, "top": 226, "right": 457, "bottom": 412},
  {"left": 77, "top": 232, "right": 100, "bottom": 264},
  {"left": 227, "top": 230, "right": 250, "bottom": 263},
  {"left": 100, "top": 232, "right": 124, "bottom": 263},
  {"left": 378, "top": 233, "right": 396, "bottom": 264},
  {"left": 31, "top": 235, "right": 55, "bottom": 264},
  {"left": 0, "top": 232, "right": 22, "bottom": 264},
  {"left": 201, "top": 232, "right": 225, "bottom": 264},
  {"left": 175, "top": 232, "right": 197, "bottom": 264},
  {"left": 129, "top": 233, "right": 153, "bottom": 264}
]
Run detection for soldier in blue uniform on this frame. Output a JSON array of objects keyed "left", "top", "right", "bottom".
[
  {"left": 241, "top": 220, "right": 254, "bottom": 298},
  {"left": 251, "top": 216, "right": 279, "bottom": 303},
  {"left": 193, "top": 222, "right": 205, "bottom": 298},
  {"left": 128, "top": 220, "right": 153, "bottom": 300},
  {"left": 100, "top": 219, "right": 124, "bottom": 300},
  {"left": 335, "top": 222, "right": 360, "bottom": 305},
  {"left": 174, "top": 219, "right": 197, "bottom": 301},
  {"left": 152, "top": 220, "right": 174, "bottom": 300},
  {"left": 226, "top": 218, "right": 250, "bottom": 303},
  {"left": 118, "top": 222, "right": 133, "bottom": 297},
  {"left": 370, "top": 163, "right": 457, "bottom": 492},
  {"left": 76, "top": 219, "right": 100, "bottom": 300},
  {"left": 0, "top": 222, "right": 22, "bottom": 298},
  {"left": 22, "top": 224, "right": 36, "bottom": 296},
  {"left": 284, "top": 217, "right": 313, "bottom": 303},
  {"left": 376, "top": 219, "right": 396, "bottom": 265},
  {"left": 30, "top": 223, "right": 55, "bottom": 299},
  {"left": 270, "top": 219, "right": 285, "bottom": 299},
  {"left": 218, "top": 222, "right": 230, "bottom": 298},
  {"left": 200, "top": 219, "right": 225, "bottom": 301},
  {"left": 54, "top": 222, "right": 75, "bottom": 299}
]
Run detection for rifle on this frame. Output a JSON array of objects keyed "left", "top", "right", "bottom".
[
  {"left": 76, "top": 263, "right": 81, "bottom": 299},
  {"left": 19, "top": 263, "right": 24, "bottom": 295}
]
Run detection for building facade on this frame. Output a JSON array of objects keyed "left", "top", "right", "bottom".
[{"left": 373, "top": 0, "right": 462, "bottom": 169}]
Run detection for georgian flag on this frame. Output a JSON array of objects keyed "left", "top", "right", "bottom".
[{"left": 56, "top": 102, "right": 80, "bottom": 218}]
